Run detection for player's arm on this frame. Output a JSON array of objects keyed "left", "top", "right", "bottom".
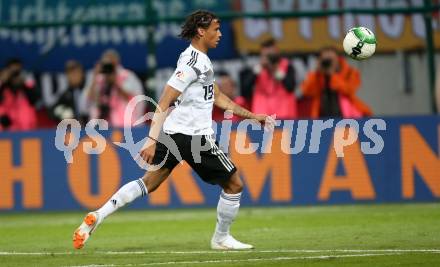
[
  {"left": 140, "top": 58, "right": 196, "bottom": 164},
  {"left": 140, "top": 85, "right": 181, "bottom": 164},
  {"left": 213, "top": 83, "right": 253, "bottom": 119},
  {"left": 213, "top": 83, "right": 275, "bottom": 128},
  {"left": 147, "top": 85, "right": 181, "bottom": 143}
]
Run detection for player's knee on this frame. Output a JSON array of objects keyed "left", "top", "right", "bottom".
[
  {"left": 222, "top": 173, "right": 243, "bottom": 194},
  {"left": 231, "top": 182, "right": 243, "bottom": 194}
]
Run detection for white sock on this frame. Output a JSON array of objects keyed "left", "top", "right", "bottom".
[
  {"left": 213, "top": 190, "right": 241, "bottom": 242},
  {"left": 96, "top": 179, "right": 147, "bottom": 219}
]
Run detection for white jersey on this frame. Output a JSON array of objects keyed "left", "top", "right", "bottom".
[{"left": 164, "top": 45, "right": 215, "bottom": 135}]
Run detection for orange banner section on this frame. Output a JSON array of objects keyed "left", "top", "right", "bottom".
[
  {"left": 318, "top": 128, "right": 375, "bottom": 201},
  {"left": 401, "top": 125, "right": 440, "bottom": 199},
  {"left": 233, "top": 16, "right": 440, "bottom": 53},
  {"left": 68, "top": 137, "right": 121, "bottom": 209},
  {"left": 0, "top": 139, "right": 42, "bottom": 209},
  {"left": 231, "top": 130, "right": 292, "bottom": 202}
]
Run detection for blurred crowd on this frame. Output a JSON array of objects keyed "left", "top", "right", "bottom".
[
  {"left": 0, "top": 40, "right": 372, "bottom": 132},
  {"left": 0, "top": 49, "right": 146, "bottom": 131},
  {"left": 215, "top": 39, "right": 371, "bottom": 122}
]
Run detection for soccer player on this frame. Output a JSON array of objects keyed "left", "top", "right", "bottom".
[{"left": 73, "top": 10, "right": 275, "bottom": 250}]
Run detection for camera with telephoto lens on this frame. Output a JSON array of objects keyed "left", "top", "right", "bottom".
[
  {"left": 9, "top": 69, "right": 21, "bottom": 79},
  {"left": 267, "top": 53, "right": 281, "bottom": 65},
  {"left": 7, "top": 69, "right": 26, "bottom": 91},
  {"left": 320, "top": 58, "right": 333, "bottom": 70},
  {"left": 0, "top": 114, "right": 12, "bottom": 128},
  {"left": 100, "top": 62, "right": 115, "bottom": 74}
]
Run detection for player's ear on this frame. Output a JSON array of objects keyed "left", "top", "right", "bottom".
[{"left": 197, "top": 27, "right": 205, "bottom": 38}]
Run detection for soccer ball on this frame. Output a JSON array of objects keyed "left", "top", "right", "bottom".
[{"left": 343, "top": 27, "right": 377, "bottom": 60}]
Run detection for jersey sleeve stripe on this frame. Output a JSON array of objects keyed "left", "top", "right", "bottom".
[
  {"left": 193, "top": 52, "right": 199, "bottom": 66},
  {"left": 187, "top": 51, "right": 198, "bottom": 67},
  {"left": 187, "top": 51, "right": 195, "bottom": 66}
]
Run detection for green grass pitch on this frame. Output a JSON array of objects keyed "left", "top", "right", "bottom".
[{"left": 0, "top": 203, "right": 439, "bottom": 266}]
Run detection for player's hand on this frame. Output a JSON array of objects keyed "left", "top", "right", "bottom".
[
  {"left": 139, "top": 140, "right": 156, "bottom": 165},
  {"left": 253, "top": 114, "right": 276, "bottom": 131}
]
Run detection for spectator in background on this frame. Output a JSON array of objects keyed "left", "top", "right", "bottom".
[
  {"left": 240, "top": 38, "right": 297, "bottom": 119},
  {"left": 301, "top": 47, "right": 372, "bottom": 118},
  {"left": 212, "top": 70, "right": 250, "bottom": 122},
  {"left": 85, "top": 49, "right": 145, "bottom": 127},
  {"left": 0, "top": 58, "right": 38, "bottom": 131},
  {"left": 51, "top": 60, "right": 89, "bottom": 125}
]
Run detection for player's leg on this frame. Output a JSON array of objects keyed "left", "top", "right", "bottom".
[
  {"left": 211, "top": 172, "right": 253, "bottom": 250},
  {"left": 73, "top": 134, "right": 180, "bottom": 249},
  {"left": 188, "top": 135, "right": 252, "bottom": 249},
  {"left": 73, "top": 168, "right": 171, "bottom": 249},
  {"left": 95, "top": 168, "right": 171, "bottom": 219}
]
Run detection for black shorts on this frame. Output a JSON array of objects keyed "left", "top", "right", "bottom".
[{"left": 152, "top": 133, "right": 237, "bottom": 185}]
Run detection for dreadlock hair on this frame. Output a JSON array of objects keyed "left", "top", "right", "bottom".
[{"left": 179, "top": 10, "right": 219, "bottom": 41}]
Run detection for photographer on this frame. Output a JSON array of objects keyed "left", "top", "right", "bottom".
[
  {"left": 301, "top": 47, "right": 372, "bottom": 118},
  {"left": 51, "top": 60, "right": 89, "bottom": 124},
  {"left": 240, "top": 38, "right": 297, "bottom": 119},
  {"left": 0, "top": 58, "right": 38, "bottom": 131},
  {"left": 85, "top": 49, "right": 144, "bottom": 127},
  {"left": 212, "top": 70, "right": 250, "bottom": 122}
]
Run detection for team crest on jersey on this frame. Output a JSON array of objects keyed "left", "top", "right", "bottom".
[{"left": 175, "top": 71, "right": 185, "bottom": 81}]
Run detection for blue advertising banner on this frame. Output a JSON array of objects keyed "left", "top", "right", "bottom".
[
  {"left": 0, "top": 0, "right": 237, "bottom": 72},
  {"left": 0, "top": 116, "right": 439, "bottom": 212}
]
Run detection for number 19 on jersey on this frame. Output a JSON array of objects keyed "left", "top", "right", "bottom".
[{"left": 203, "top": 84, "right": 214, "bottom": 101}]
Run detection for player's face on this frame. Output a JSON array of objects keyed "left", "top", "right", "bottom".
[{"left": 204, "top": 19, "right": 222, "bottom": 48}]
